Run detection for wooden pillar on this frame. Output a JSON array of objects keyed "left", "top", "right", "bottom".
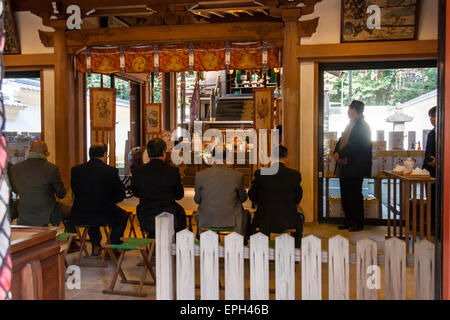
[
  {"left": 74, "top": 72, "right": 87, "bottom": 164},
  {"left": 282, "top": 9, "right": 301, "bottom": 171},
  {"left": 53, "top": 22, "right": 77, "bottom": 187},
  {"left": 180, "top": 72, "right": 186, "bottom": 125},
  {"left": 170, "top": 72, "right": 178, "bottom": 131}
]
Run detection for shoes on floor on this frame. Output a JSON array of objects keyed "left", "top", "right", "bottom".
[
  {"left": 111, "top": 249, "right": 122, "bottom": 259},
  {"left": 68, "top": 242, "right": 81, "bottom": 253},
  {"left": 91, "top": 246, "right": 102, "bottom": 256},
  {"left": 349, "top": 226, "right": 363, "bottom": 232},
  {"left": 338, "top": 224, "right": 351, "bottom": 230}
]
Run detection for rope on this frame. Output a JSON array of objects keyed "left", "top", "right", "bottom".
[{"left": 0, "top": 0, "right": 12, "bottom": 300}]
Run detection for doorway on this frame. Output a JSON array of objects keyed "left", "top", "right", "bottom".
[
  {"left": 318, "top": 60, "right": 438, "bottom": 227},
  {"left": 86, "top": 74, "right": 142, "bottom": 175}
]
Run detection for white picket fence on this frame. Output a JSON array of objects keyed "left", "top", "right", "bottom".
[{"left": 155, "top": 213, "right": 435, "bottom": 300}]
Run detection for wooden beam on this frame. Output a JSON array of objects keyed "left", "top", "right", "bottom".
[
  {"left": 65, "top": 22, "right": 284, "bottom": 48},
  {"left": 4, "top": 54, "right": 56, "bottom": 68},
  {"left": 296, "top": 40, "right": 438, "bottom": 61},
  {"left": 12, "top": 0, "right": 285, "bottom": 14}
]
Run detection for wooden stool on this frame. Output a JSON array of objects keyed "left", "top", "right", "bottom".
[
  {"left": 200, "top": 227, "right": 233, "bottom": 236},
  {"left": 56, "top": 232, "right": 74, "bottom": 269},
  {"left": 125, "top": 212, "right": 138, "bottom": 238},
  {"left": 186, "top": 210, "right": 196, "bottom": 232},
  {"left": 74, "top": 225, "right": 111, "bottom": 267},
  {"left": 102, "top": 238, "right": 156, "bottom": 297}
]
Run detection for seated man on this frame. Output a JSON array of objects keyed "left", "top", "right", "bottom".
[
  {"left": 9, "top": 140, "right": 67, "bottom": 226},
  {"left": 194, "top": 150, "right": 250, "bottom": 237},
  {"left": 68, "top": 143, "right": 128, "bottom": 255},
  {"left": 248, "top": 145, "right": 304, "bottom": 248},
  {"left": 131, "top": 138, "right": 186, "bottom": 238}
]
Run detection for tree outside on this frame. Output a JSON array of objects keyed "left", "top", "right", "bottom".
[{"left": 327, "top": 68, "right": 437, "bottom": 107}]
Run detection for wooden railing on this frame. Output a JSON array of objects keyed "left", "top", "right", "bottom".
[
  {"left": 384, "top": 171, "right": 435, "bottom": 253},
  {"left": 155, "top": 213, "right": 435, "bottom": 300}
]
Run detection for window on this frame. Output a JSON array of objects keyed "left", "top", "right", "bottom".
[{"left": 4, "top": 71, "right": 42, "bottom": 164}]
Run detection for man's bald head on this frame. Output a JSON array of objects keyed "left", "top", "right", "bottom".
[{"left": 30, "top": 140, "right": 49, "bottom": 155}]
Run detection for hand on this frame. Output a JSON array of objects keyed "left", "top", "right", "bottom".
[
  {"left": 334, "top": 153, "right": 340, "bottom": 162},
  {"left": 428, "top": 156, "right": 436, "bottom": 167}
]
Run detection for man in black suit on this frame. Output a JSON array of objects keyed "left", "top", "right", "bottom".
[
  {"left": 334, "top": 100, "right": 372, "bottom": 232},
  {"left": 131, "top": 138, "right": 186, "bottom": 239},
  {"left": 423, "top": 106, "right": 436, "bottom": 230},
  {"left": 423, "top": 106, "right": 436, "bottom": 178},
  {"left": 68, "top": 143, "right": 127, "bottom": 255},
  {"left": 248, "top": 145, "right": 304, "bottom": 248}
]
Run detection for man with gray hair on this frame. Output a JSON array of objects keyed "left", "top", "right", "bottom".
[
  {"left": 194, "top": 149, "right": 250, "bottom": 237},
  {"left": 9, "top": 140, "right": 67, "bottom": 226}
]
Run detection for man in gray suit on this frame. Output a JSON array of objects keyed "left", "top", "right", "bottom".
[
  {"left": 194, "top": 151, "right": 250, "bottom": 236},
  {"left": 9, "top": 141, "right": 67, "bottom": 226}
]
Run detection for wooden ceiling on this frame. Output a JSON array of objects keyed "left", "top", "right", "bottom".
[
  {"left": 12, "top": 0, "right": 314, "bottom": 12},
  {"left": 12, "top": 0, "right": 321, "bottom": 25}
]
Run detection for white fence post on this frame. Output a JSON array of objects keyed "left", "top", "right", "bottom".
[
  {"left": 414, "top": 240, "right": 435, "bottom": 300},
  {"left": 156, "top": 212, "right": 174, "bottom": 300},
  {"left": 224, "top": 232, "right": 244, "bottom": 300},
  {"left": 356, "top": 238, "right": 378, "bottom": 300},
  {"left": 200, "top": 230, "right": 219, "bottom": 300},
  {"left": 328, "top": 235, "right": 349, "bottom": 300},
  {"left": 385, "top": 237, "right": 406, "bottom": 300},
  {"left": 275, "top": 233, "right": 295, "bottom": 300},
  {"left": 250, "top": 232, "right": 269, "bottom": 300},
  {"left": 176, "top": 229, "right": 195, "bottom": 300},
  {"left": 302, "top": 235, "right": 322, "bottom": 300}
]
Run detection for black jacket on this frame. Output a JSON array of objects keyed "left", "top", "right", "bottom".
[
  {"left": 248, "top": 163, "right": 302, "bottom": 233},
  {"left": 69, "top": 158, "right": 125, "bottom": 226},
  {"left": 334, "top": 116, "right": 372, "bottom": 178},
  {"left": 131, "top": 159, "right": 184, "bottom": 231},
  {"left": 423, "top": 128, "right": 436, "bottom": 177}
]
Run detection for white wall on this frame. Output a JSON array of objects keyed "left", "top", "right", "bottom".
[
  {"left": 13, "top": 12, "right": 56, "bottom": 163},
  {"left": 15, "top": 12, "right": 54, "bottom": 54}
]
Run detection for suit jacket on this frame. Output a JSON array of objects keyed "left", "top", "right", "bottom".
[
  {"left": 423, "top": 128, "right": 436, "bottom": 177},
  {"left": 248, "top": 163, "right": 302, "bottom": 233},
  {"left": 334, "top": 116, "right": 372, "bottom": 178},
  {"left": 69, "top": 158, "right": 125, "bottom": 226},
  {"left": 131, "top": 159, "right": 184, "bottom": 231},
  {"left": 194, "top": 165, "right": 247, "bottom": 229},
  {"left": 9, "top": 158, "right": 67, "bottom": 226}
]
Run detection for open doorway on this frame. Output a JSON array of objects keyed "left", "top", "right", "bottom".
[
  {"left": 318, "top": 60, "right": 438, "bottom": 228},
  {"left": 86, "top": 74, "right": 141, "bottom": 175}
]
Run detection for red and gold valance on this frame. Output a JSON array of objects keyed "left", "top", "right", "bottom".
[
  {"left": 194, "top": 42, "right": 226, "bottom": 71},
  {"left": 75, "top": 42, "right": 281, "bottom": 74},
  {"left": 125, "top": 46, "right": 155, "bottom": 73},
  {"left": 159, "top": 44, "right": 190, "bottom": 72}
]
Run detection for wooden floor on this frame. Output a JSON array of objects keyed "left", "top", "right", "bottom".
[{"left": 65, "top": 188, "right": 416, "bottom": 300}]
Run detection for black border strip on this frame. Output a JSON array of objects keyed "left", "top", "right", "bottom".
[{"left": 436, "top": 0, "right": 446, "bottom": 301}]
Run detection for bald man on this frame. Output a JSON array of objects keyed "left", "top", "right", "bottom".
[{"left": 9, "top": 140, "right": 67, "bottom": 226}]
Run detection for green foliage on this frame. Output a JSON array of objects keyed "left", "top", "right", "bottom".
[
  {"left": 327, "top": 68, "right": 437, "bottom": 106},
  {"left": 86, "top": 74, "right": 130, "bottom": 100}
]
